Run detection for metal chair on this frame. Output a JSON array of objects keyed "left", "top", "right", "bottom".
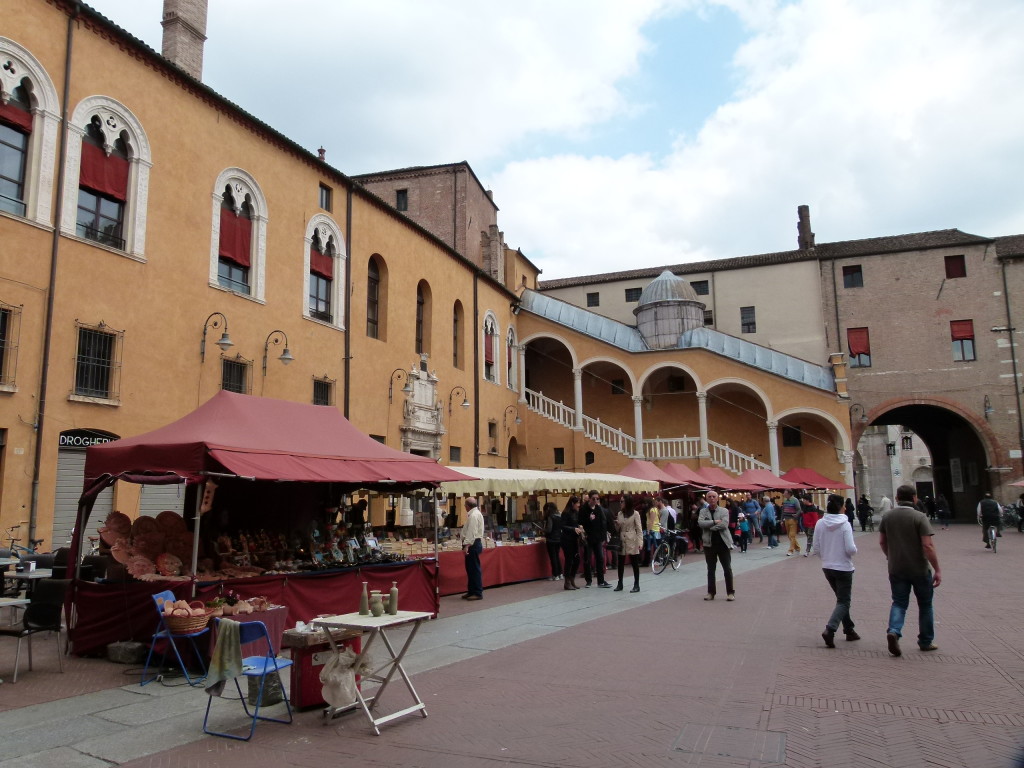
[
  {"left": 0, "top": 578, "right": 69, "bottom": 682},
  {"left": 203, "top": 618, "right": 294, "bottom": 741},
  {"left": 140, "top": 589, "right": 210, "bottom": 686}
]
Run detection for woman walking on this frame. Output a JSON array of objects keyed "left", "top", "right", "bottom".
[
  {"left": 542, "top": 502, "right": 562, "bottom": 581},
  {"left": 614, "top": 496, "right": 645, "bottom": 592},
  {"left": 560, "top": 496, "right": 584, "bottom": 590},
  {"left": 699, "top": 491, "right": 735, "bottom": 601}
]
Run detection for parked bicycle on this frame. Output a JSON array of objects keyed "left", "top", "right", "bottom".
[
  {"left": 651, "top": 529, "right": 685, "bottom": 574},
  {"left": 3, "top": 523, "right": 44, "bottom": 559}
]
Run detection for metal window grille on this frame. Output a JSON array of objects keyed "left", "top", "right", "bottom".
[
  {"left": 313, "top": 376, "right": 334, "bottom": 406},
  {"left": 449, "top": 446, "right": 462, "bottom": 463},
  {"left": 0, "top": 303, "right": 20, "bottom": 385},
  {"left": 624, "top": 287, "right": 642, "bottom": 302},
  {"left": 553, "top": 447, "right": 565, "bottom": 465},
  {"left": 703, "top": 309, "right": 714, "bottom": 326},
  {"left": 691, "top": 280, "right": 710, "bottom": 296},
  {"left": 586, "top": 292, "right": 600, "bottom": 307},
  {"left": 74, "top": 322, "right": 121, "bottom": 399},
  {"left": 396, "top": 189, "right": 408, "bottom": 211},
  {"left": 740, "top": 306, "right": 756, "bottom": 334},
  {"left": 221, "top": 355, "right": 252, "bottom": 394},
  {"left": 782, "top": 425, "right": 802, "bottom": 447},
  {"left": 366, "top": 260, "right": 380, "bottom": 338}
]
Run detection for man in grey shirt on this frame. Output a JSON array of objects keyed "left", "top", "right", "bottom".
[{"left": 878, "top": 485, "right": 941, "bottom": 656}]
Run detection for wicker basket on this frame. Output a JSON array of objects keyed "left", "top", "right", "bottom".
[{"left": 164, "top": 613, "right": 210, "bottom": 633}]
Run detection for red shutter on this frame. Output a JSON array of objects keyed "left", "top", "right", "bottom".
[
  {"left": 0, "top": 101, "right": 32, "bottom": 133},
  {"left": 218, "top": 206, "right": 252, "bottom": 267},
  {"left": 847, "top": 327, "right": 870, "bottom": 357},
  {"left": 79, "top": 141, "right": 129, "bottom": 201},
  {"left": 950, "top": 319, "right": 974, "bottom": 341},
  {"left": 310, "top": 245, "right": 333, "bottom": 279},
  {"left": 484, "top": 333, "right": 494, "bottom": 364}
]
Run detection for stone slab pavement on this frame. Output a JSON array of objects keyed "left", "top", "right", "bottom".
[{"left": 0, "top": 523, "right": 1021, "bottom": 767}]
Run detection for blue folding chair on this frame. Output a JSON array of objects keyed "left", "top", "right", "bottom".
[{"left": 140, "top": 590, "right": 210, "bottom": 686}]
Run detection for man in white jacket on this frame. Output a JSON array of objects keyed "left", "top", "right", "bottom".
[{"left": 815, "top": 494, "right": 860, "bottom": 648}]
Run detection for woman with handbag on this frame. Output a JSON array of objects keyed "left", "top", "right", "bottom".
[
  {"left": 542, "top": 502, "right": 562, "bottom": 581},
  {"left": 614, "top": 496, "right": 645, "bottom": 593},
  {"left": 560, "top": 496, "right": 584, "bottom": 591}
]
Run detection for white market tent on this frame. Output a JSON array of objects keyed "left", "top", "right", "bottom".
[{"left": 439, "top": 467, "right": 659, "bottom": 496}]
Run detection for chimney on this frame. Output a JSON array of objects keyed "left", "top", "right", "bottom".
[
  {"left": 161, "top": 0, "right": 208, "bottom": 81},
  {"left": 797, "top": 204, "right": 815, "bottom": 250}
]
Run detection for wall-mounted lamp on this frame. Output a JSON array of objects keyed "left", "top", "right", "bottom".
[
  {"left": 447, "top": 385, "right": 470, "bottom": 415},
  {"left": 389, "top": 368, "right": 414, "bottom": 404},
  {"left": 262, "top": 330, "right": 294, "bottom": 375},
  {"left": 503, "top": 404, "right": 522, "bottom": 433},
  {"left": 200, "top": 312, "right": 233, "bottom": 362},
  {"left": 849, "top": 403, "right": 868, "bottom": 425},
  {"left": 984, "top": 394, "right": 994, "bottom": 420}
]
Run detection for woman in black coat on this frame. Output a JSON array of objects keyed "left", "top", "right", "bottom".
[
  {"left": 560, "top": 496, "right": 584, "bottom": 591},
  {"left": 543, "top": 502, "right": 562, "bottom": 581}
]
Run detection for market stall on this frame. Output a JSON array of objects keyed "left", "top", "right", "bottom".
[
  {"left": 432, "top": 467, "right": 659, "bottom": 595},
  {"left": 68, "top": 391, "right": 465, "bottom": 655}
]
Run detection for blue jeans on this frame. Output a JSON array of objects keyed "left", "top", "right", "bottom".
[
  {"left": 465, "top": 539, "right": 483, "bottom": 597},
  {"left": 887, "top": 572, "right": 934, "bottom": 647}
]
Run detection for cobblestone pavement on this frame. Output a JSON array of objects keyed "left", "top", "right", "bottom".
[{"left": 0, "top": 524, "right": 1021, "bottom": 767}]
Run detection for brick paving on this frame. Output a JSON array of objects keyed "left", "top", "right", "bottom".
[{"left": 0, "top": 524, "right": 1021, "bottom": 767}]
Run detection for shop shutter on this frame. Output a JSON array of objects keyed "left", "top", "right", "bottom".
[
  {"left": 138, "top": 482, "right": 186, "bottom": 517},
  {"left": 54, "top": 449, "right": 112, "bottom": 551}
]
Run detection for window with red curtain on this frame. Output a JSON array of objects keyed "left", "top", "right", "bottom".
[
  {"left": 218, "top": 205, "right": 252, "bottom": 267},
  {"left": 484, "top": 333, "right": 494, "bottom": 364},
  {"left": 951, "top": 319, "right": 976, "bottom": 362},
  {"left": 310, "top": 242, "right": 332, "bottom": 279},
  {"left": 79, "top": 141, "right": 129, "bottom": 201},
  {"left": 847, "top": 327, "right": 871, "bottom": 368},
  {"left": 0, "top": 100, "right": 32, "bottom": 133},
  {"left": 950, "top": 319, "right": 974, "bottom": 340}
]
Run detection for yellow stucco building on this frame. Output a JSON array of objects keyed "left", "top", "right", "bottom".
[{"left": 0, "top": 0, "right": 851, "bottom": 548}]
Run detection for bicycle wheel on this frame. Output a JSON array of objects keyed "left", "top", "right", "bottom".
[
  {"left": 670, "top": 542, "right": 681, "bottom": 570},
  {"left": 652, "top": 542, "right": 670, "bottom": 574},
  {"left": 989, "top": 526, "right": 997, "bottom": 553}
]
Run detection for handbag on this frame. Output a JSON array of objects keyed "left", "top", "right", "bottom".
[{"left": 606, "top": 535, "right": 622, "bottom": 552}]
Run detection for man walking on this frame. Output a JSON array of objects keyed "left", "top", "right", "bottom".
[
  {"left": 879, "top": 485, "right": 941, "bottom": 656},
  {"left": 462, "top": 498, "right": 484, "bottom": 601},
  {"left": 815, "top": 494, "right": 859, "bottom": 647},
  {"left": 581, "top": 490, "right": 612, "bottom": 588},
  {"left": 781, "top": 489, "right": 802, "bottom": 556},
  {"left": 762, "top": 496, "right": 779, "bottom": 549},
  {"left": 742, "top": 492, "right": 763, "bottom": 544}
]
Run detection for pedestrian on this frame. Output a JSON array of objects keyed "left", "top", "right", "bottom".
[
  {"left": 580, "top": 490, "right": 612, "bottom": 588},
  {"left": 800, "top": 495, "right": 821, "bottom": 557},
  {"left": 934, "top": 493, "right": 951, "bottom": 530},
  {"left": 741, "top": 492, "right": 763, "bottom": 543},
  {"left": 688, "top": 503, "right": 703, "bottom": 552},
  {"left": 878, "top": 485, "right": 941, "bottom": 656},
  {"left": 542, "top": 502, "right": 562, "bottom": 581},
  {"left": 814, "top": 494, "right": 859, "bottom": 648},
  {"left": 698, "top": 491, "right": 735, "bottom": 601},
  {"left": 737, "top": 513, "right": 750, "bottom": 552},
  {"left": 844, "top": 497, "right": 856, "bottom": 526},
  {"left": 976, "top": 492, "right": 1002, "bottom": 548},
  {"left": 762, "top": 496, "right": 779, "bottom": 548},
  {"left": 560, "top": 496, "right": 584, "bottom": 591},
  {"left": 614, "top": 496, "right": 645, "bottom": 592},
  {"left": 462, "top": 498, "right": 484, "bottom": 601},
  {"left": 856, "top": 495, "right": 873, "bottom": 531},
  {"left": 646, "top": 499, "right": 661, "bottom": 564},
  {"left": 877, "top": 493, "right": 893, "bottom": 518},
  {"left": 781, "top": 489, "right": 802, "bottom": 556}
]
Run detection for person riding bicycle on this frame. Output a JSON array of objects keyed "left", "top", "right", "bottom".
[{"left": 977, "top": 493, "right": 1002, "bottom": 549}]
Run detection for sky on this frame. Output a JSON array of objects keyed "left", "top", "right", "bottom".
[{"left": 84, "top": 0, "right": 1024, "bottom": 280}]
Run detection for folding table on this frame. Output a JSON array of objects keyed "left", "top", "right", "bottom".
[{"left": 313, "top": 610, "right": 431, "bottom": 734}]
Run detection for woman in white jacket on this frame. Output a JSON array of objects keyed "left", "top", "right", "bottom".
[{"left": 814, "top": 494, "right": 860, "bottom": 648}]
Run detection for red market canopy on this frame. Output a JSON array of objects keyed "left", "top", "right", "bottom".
[
  {"left": 663, "top": 463, "right": 712, "bottom": 488},
  {"left": 695, "top": 466, "right": 762, "bottom": 491},
  {"left": 781, "top": 467, "right": 853, "bottom": 490},
  {"left": 736, "top": 468, "right": 807, "bottom": 490},
  {"left": 82, "top": 390, "right": 467, "bottom": 499},
  {"left": 1009, "top": 479, "right": 1024, "bottom": 488},
  {"left": 618, "top": 460, "right": 678, "bottom": 485}
]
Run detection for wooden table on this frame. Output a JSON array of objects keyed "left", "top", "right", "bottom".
[{"left": 313, "top": 611, "right": 432, "bottom": 734}]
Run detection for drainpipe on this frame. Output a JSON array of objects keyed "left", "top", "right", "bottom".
[
  {"left": 472, "top": 273, "right": 480, "bottom": 466},
  {"left": 29, "top": 2, "right": 79, "bottom": 542},
  {"left": 343, "top": 186, "right": 352, "bottom": 418}
]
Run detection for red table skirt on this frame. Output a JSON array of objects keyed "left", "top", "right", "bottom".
[
  {"left": 69, "top": 560, "right": 438, "bottom": 657},
  {"left": 436, "top": 543, "right": 549, "bottom": 596},
  {"left": 207, "top": 605, "right": 288, "bottom": 657}
]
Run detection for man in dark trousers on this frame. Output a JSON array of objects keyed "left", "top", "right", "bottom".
[
  {"left": 977, "top": 492, "right": 1002, "bottom": 548},
  {"left": 581, "top": 490, "right": 612, "bottom": 588},
  {"left": 879, "top": 485, "right": 941, "bottom": 656}
]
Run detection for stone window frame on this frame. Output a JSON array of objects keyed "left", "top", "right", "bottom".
[
  {"left": 209, "top": 168, "right": 268, "bottom": 302},
  {"left": 303, "top": 213, "right": 346, "bottom": 329}
]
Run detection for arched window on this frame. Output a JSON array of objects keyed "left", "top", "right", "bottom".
[
  {"left": 0, "top": 36, "right": 61, "bottom": 226},
  {"left": 415, "top": 280, "right": 432, "bottom": 355},
  {"left": 304, "top": 214, "right": 346, "bottom": 328},
  {"left": 62, "top": 96, "right": 151, "bottom": 258},
  {"left": 506, "top": 327, "right": 517, "bottom": 391},
  {"left": 452, "top": 300, "right": 464, "bottom": 369},
  {"left": 208, "top": 168, "right": 267, "bottom": 300},
  {"left": 483, "top": 314, "right": 499, "bottom": 383},
  {"left": 367, "top": 255, "right": 387, "bottom": 340}
]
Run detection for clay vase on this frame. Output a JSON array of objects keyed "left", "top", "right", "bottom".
[
  {"left": 387, "top": 581, "right": 399, "bottom": 615},
  {"left": 369, "top": 590, "right": 385, "bottom": 617},
  {"left": 358, "top": 582, "right": 370, "bottom": 616}
]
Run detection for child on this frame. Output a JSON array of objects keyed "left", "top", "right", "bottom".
[{"left": 737, "top": 512, "right": 750, "bottom": 553}]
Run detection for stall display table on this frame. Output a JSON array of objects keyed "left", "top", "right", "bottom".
[
  {"left": 313, "top": 611, "right": 432, "bottom": 734},
  {"left": 435, "top": 543, "right": 549, "bottom": 596}
]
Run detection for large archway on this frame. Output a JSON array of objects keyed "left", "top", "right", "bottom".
[{"left": 861, "top": 401, "right": 992, "bottom": 518}]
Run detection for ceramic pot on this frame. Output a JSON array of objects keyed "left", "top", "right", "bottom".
[
  {"left": 388, "top": 581, "right": 399, "bottom": 615},
  {"left": 369, "top": 590, "right": 385, "bottom": 617},
  {"left": 359, "top": 582, "right": 370, "bottom": 616}
]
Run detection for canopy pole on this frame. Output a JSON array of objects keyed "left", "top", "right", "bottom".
[{"left": 190, "top": 482, "right": 204, "bottom": 598}]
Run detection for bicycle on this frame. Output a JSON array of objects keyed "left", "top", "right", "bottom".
[
  {"left": 3, "top": 524, "right": 43, "bottom": 559},
  {"left": 651, "top": 529, "right": 685, "bottom": 574},
  {"left": 987, "top": 523, "right": 998, "bottom": 553}
]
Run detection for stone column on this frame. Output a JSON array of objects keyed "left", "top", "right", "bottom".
[
  {"left": 633, "top": 395, "right": 645, "bottom": 459},
  {"left": 842, "top": 450, "right": 855, "bottom": 491},
  {"left": 767, "top": 421, "right": 780, "bottom": 475},
  {"left": 697, "top": 391, "right": 710, "bottom": 458},
  {"left": 572, "top": 368, "right": 583, "bottom": 431}
]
